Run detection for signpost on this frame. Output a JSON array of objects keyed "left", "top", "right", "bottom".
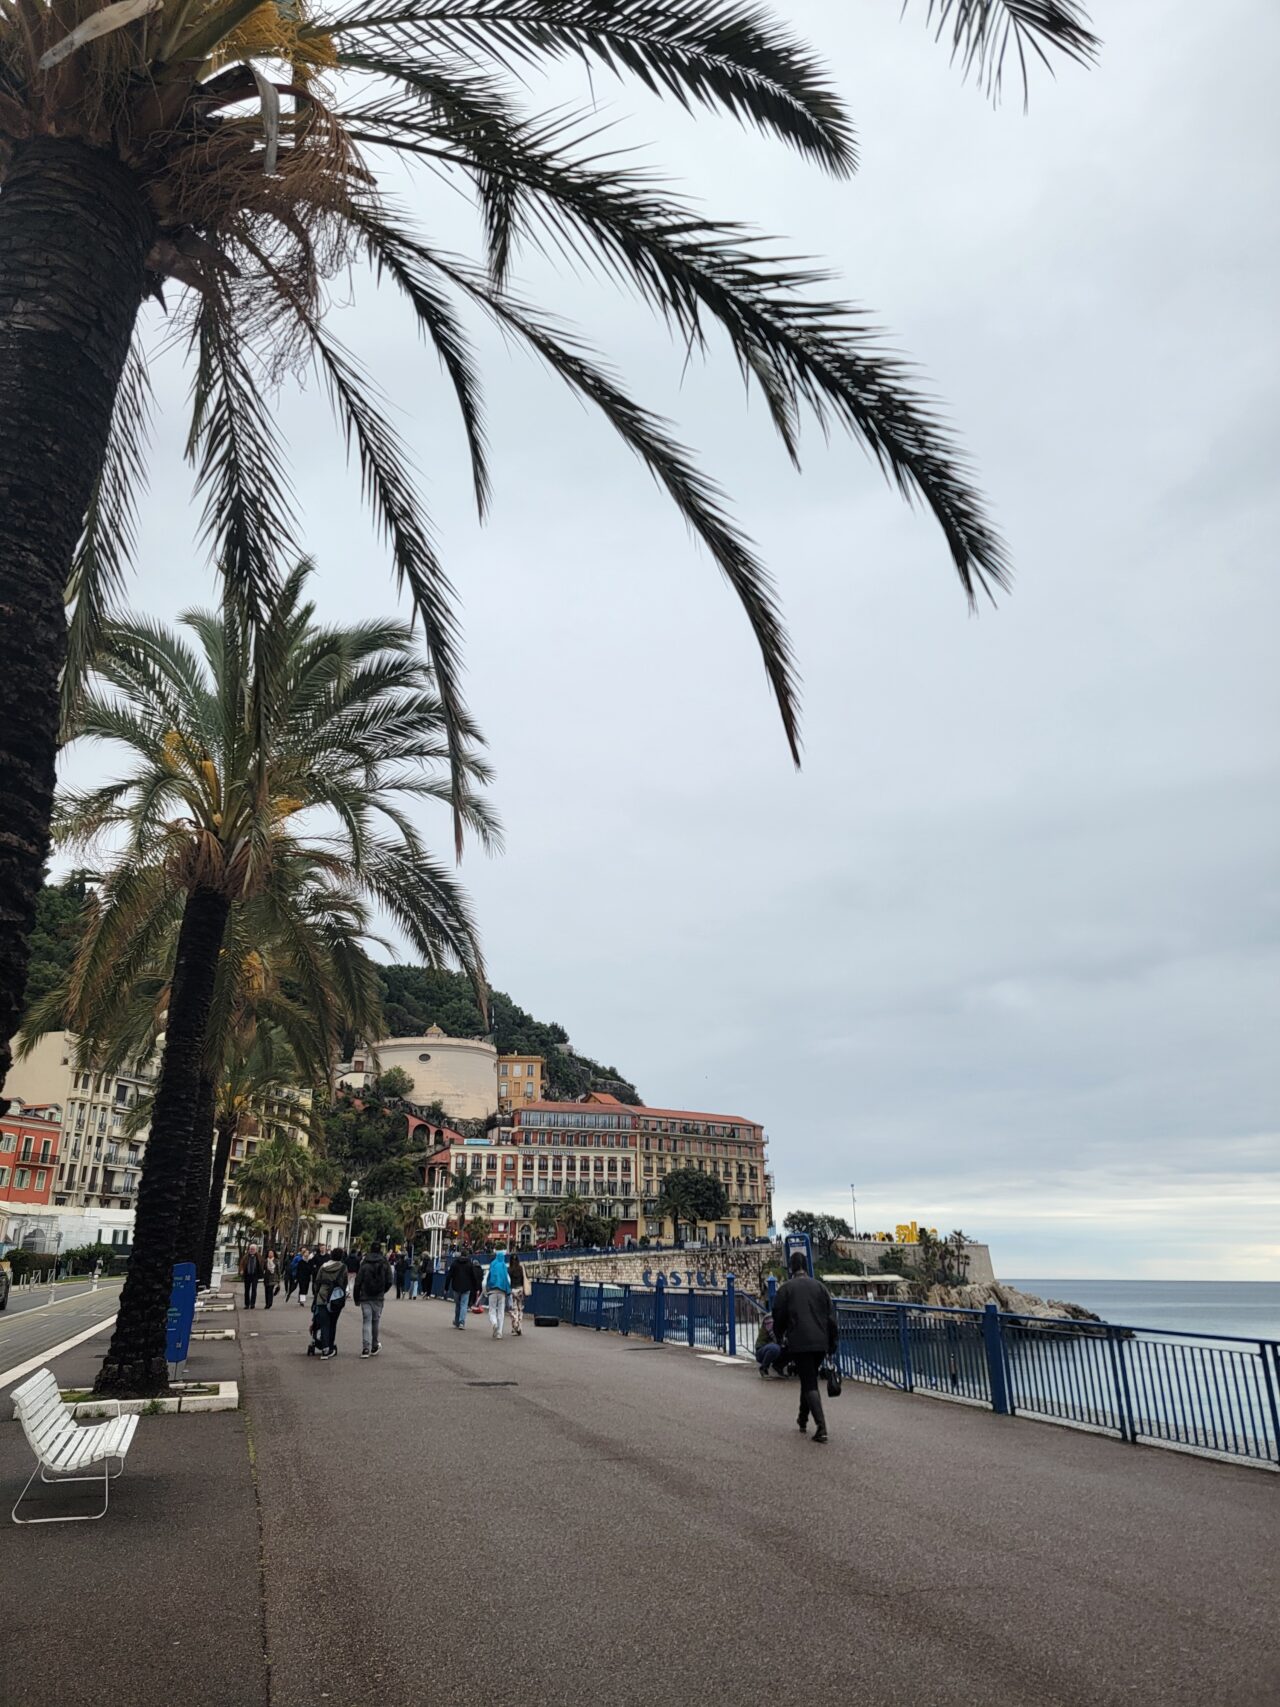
[
  {"left": 783, "top": 1231, "right": 814, "bottom": 1278},
  {"left": 420, "top": 1209, "right": 448, "bottom": 1231},
  {"left": 166, "top": 1260, "right": 198, "bottom": 1377}
]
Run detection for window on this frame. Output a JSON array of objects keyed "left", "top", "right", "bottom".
[
  {"left": 39, "top": 1140, "right": 52, "bottom": 1163},
  {"left": 34, "top": 1170, "right": 48, "bottom": 1192},
  {"left": 0, "top": 1167, "right": 8, "bottom": 1187},
  {"left": 418, "top": 1052, "right": 432, "bottom": 1062},
  {"left": 499, "top": 1063, "right": 508, "bottom": 1076},
  {"left": 15, "top": 1167, "right": 30, "bottom": 1189},
  {"left": 0, "top": 1131, "right": 11, "bottom": 1153}
]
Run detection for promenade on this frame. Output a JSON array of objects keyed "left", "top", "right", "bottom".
[{"left": 1, "top": 1290, "right": 1275, "bottom": 1707}]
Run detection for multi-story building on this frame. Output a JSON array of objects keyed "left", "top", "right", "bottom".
[
  {"left": 221, "top": 1085, "right": 314, "bottom": 1213},
  {"left": 421, "top": 1091, "right": 771, "bottom": 1248},
  {"left": 2, "top": 1031, "right": 156, "bottom": 1211},
  {"left": 0, "top": 1103, "right": 62, "bottom": 1218},
  {"left": 497, "top": 1053, "right": 543, "bottom": 1114}
]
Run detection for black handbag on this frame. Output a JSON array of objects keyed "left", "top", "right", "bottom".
[{"left": 822, "top": 1357, "right": 843, "bottom": 1399}]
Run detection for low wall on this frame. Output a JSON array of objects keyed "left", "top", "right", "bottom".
[{"left": 525, "top": 1247, "right": 777, "bottom": 1298}]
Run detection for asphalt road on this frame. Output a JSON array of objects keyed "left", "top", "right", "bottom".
[
  {"left": 240, "top": 1291, "right": 1278, "bottom": 1707},
  {"left": 0, "top": 1278, "right": 121, "bottom": 1390}
]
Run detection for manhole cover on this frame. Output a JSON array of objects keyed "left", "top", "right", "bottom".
[{"left": 465, "top": 1380, "right": 518, "bottom": 1387}]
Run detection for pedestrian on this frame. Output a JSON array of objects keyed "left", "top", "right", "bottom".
[
  {"left": 393, "top": 1250, "right": 408, "bottom": 1300},
  {"left": 420, "top": 1253, "right": 436, "bottom": 1300},
  {"left": 284, "top": 1250, "right": 298, "bottom": 1302},
  {"left": 507, "top": 1248, "right": 526, "bottom": 1336},
  {"left": 487, "top": 1242, "right": 513, "bottom": 1339},
  {"left": 312, "top": 1248, "right": 348, "bottom": 1357},
  {"left": 446, "top": 1247, "right": 478, "bottom": 1329},
  {"left": 239, "top": 1243, "right": 263, "bottom": 1309},
  {"left": 296, "top": 1248, "right": 314, "bottom": 1307},
  {"left": 770, "top": 1251, "right": 838, "bottom": 1443},
  {"left": 264, "top": 1248, "right": 280, "bottom": 1309},
  {"left": 355, "top": 1242, "right": 394, "bottom": 1357},
  {"left": 754, "top": 1310, "right": 793, "bottom": 1379}
]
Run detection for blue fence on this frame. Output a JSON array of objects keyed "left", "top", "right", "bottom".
[{"left": 527, "top": 1281, "right": 1279, "bottom": 1470}]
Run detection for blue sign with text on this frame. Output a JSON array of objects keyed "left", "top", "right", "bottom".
[
  {"left": 783, "top": 1232, "right": 814, "bottom": 1278},
  {"left": 166, "top": 1261, "right": 198, "bottom": 1365}
]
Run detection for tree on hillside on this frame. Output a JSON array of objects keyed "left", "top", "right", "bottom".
[
  {"left": 0, "top": 0, "right": 1098, "bottom": 1108},
  {"left": 658, "top": 1167, "right": 729, "bottom": 1244},
  {"left": 376, "top": 1067, "right": 414, "bottom": 1101}
]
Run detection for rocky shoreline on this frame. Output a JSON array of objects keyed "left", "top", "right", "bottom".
[{"left": 913, "top": 1280, "right": 1115, "bottom": 1335}]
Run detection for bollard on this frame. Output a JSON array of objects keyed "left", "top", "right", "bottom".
[
  {"left": 687, "top": 1288, "right": 696, "bottom": 1348},
  {"left": 727, "top": 1274, "right": 737, "bottom": 1358},
  {"left": 654, "top": 1274, "right": 666, "bottom": 1343}
]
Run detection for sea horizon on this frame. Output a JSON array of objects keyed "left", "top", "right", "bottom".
[{"left": 1007, "top": 1277, "right": 1280, "bottom": 1342}]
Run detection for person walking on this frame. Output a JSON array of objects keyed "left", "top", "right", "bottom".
[
  {"left": 446, "top": 1248, "right": 478, "bottom": 1329},
  {"left": 771, "top": 1251, "right": 839, "bottom": 1443},
  {"left": 296, "top": 1248, "right": 314, "bottom": 1307},
  {"left": 355, "top": 1242, "right": 394, "bottom": 1357},
  {"left": 312, "top": 1248, "right": 349, "bottom": 1357},
  {"left": 507, "top": 1248, "right": 526, "bottom": 1336},
  {"left": 284, "top": 1249, "right": 298, "bottom": 1303},
  {"left": 239, "top": 1244, "right": 263, "bottom": 1309},
  {"left": 264, "top": 1249, "right": 280, "bottom": 1309},
  {"left": 393, "top": 1251, "right": 408, "bottom": 1301},
  {"left": 420, "top": 1252, "right": 435, "bottom": 1301},
  {"left": 486, "top": 1243, "right": 513, "bottom": 1339}
]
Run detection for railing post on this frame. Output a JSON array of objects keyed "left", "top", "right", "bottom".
[
  {"left": 727, "top": 1274, "right": 737, "bottom": 1358},
  {"left": 571, "top": 1275, "right": 581, "bottom": 1327},
  {"left": 654, "top": 1274, "right": 666, "bottom": 1343},
  {"left": 596, "top": 1281, "right": 605, "bottom": 1331},
  {"left": 1261, "top": 1342, "right": 1280, "bottom": 1467},
  {"left": 687, "top": 1288, "right": 696, "bottom": 1348},
  {"left": 981, "top": 1303, "right": 1010, "bottom": 1415},
  {"left": 621, "top": 1283, "right": 632, "bottom": 1337},
  {"left": 897, "top": 1303, "right": 916, "bottom": 1393},
  {"left": 1105, "top": 1326, "right": 1137, "bottom": 1443}
]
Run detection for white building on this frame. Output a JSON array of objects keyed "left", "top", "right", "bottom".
[
  {"left": 3, "top": 1031, "right": 156, "bottom": 1211},
  {"left": 338, "top": 1025, "right": 498, "bottom": 1120}
]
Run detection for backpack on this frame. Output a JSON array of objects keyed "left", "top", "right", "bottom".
[{"left": 328, "top": 1276, "right": 346, "bottom": 1308}]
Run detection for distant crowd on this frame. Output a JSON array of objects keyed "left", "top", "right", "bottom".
[{"left": 236, "top": 1240, "right": 526, "bottom": 1359}]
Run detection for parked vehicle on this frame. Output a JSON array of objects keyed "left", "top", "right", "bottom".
[{"left": 0, "top": 1262, "right": 11, "bottom": 1311}]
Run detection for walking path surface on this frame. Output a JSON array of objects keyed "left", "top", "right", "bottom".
[{"left": 1, "top": 1289, "right": 1275, "bottom": 1707}]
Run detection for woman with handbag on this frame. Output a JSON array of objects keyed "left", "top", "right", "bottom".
[{"left": 507, "top": 1249, "right": 526, "bottom": 1336}]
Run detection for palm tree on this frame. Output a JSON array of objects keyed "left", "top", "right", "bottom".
[
  {"left": 447, "top": 1165, "right": 484, "bottom": 1233},
  {"left": 233, "top": 1132, "right": 332, "bottom": 1246},
  {"left": 556, "top": 1191, "right": 590, "bottom": 1246},
  {"left": 532, "top": 1201, "right": 560, "bottom": 1242},
  {"left": 0, "top": 2, "right": 1099, "bottom": 1095},
  {"left": 51, "top": 566, "right": 492, "bottom": 1393}
]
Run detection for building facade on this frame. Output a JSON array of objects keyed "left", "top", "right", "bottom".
[
  {"left": 338, "top": 1025, "right": 499, "bottom": 1120},
  {"left": 418, "top": 1091, "right": 772, "bottom": 1249},
  {"left": 0, "top": 1103, "right": 62, "bottom": 1215},
  {"left": 497, "top": 1053, "right": 543, "bottom": 1114},
  {"left": 2, "top": 1031, "right": 156, "bottom": 1211}
]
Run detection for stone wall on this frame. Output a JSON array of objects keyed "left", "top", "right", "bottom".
[{"left": 524, "top": 1246, "right": 778, "bottom": 1297}]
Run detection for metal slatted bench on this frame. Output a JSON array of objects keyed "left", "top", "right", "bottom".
[{"left": 10, "top": 1368, "right": 139, "bottom": 1524}]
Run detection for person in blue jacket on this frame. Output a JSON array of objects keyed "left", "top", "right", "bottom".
[{"left": 487, "top": 1243, "right": 512, "bottom": 1340}]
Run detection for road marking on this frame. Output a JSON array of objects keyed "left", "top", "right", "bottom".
[
  {"left": 697, "top": 1353, "right": 749, "bottom": 1366},
  {"left": 0, "top": 1313, "right": 118, "bottom": 1395},
  {"left": 3, "top": 1280, "right": 121, "bottom": 1319}
]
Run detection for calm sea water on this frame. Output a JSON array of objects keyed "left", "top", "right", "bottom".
[{"left": 1008, "top": 1279, "right": 1280, "bottom": 1343}]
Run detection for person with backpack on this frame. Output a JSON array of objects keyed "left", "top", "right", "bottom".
[
  {"left": 312, "top": 1248, "right": 349, "bottom": 1358},
  {"left": 486, "top": 1243, "right": 513, "bottom": 1339},
  {"left": 771, "top": 1251, "right": 839, "bottom": 1443},
  {"left": 446, "top": 1248, "right": 479, "bottom": 1329},
  {"left": 354, "top": 1243, "right": 394, "bottom": 1357}
]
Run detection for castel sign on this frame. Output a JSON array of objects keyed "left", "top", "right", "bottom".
[{"left": 641, "top": 1266, "right": 727, "bottom": 1290}]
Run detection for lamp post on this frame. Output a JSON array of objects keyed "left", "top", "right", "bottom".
[
  {"left": 344, "top": 1179, "right": 360, "bottom": 1250},
  {"left": 850, "top": 1183, "right": 859, "bottom": 1240}
]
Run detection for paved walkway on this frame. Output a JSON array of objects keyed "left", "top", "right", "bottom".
[{"left": 1, "top": 1290, "right": 1275, "bottom": 1706}]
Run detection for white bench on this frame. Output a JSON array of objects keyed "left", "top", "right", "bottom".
[{"left": 9, "top": 1368, "right": 139, "bottom": 1524}]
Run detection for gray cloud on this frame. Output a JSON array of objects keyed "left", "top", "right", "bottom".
[{"left": 63, "top": 1, "right": 1280, "bottom": 1278}]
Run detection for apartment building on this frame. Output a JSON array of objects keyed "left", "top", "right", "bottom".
[
  {"left": 0, "top": 1103, "right": 62, "bottom": 1211},
  {"left": 497, "top": 1053, "right": 543, "bottom": 1114},
  {"left": 2, "top": 1031, "right": 155, "bottom": 1211}
]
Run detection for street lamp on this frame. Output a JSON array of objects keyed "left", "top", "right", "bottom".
[
  {"left": 850, "top": 1183, "right": 859, "bottom": 1240},
  {"left": 344, "top": 1179, "right": 360, "bottom": 1249}
]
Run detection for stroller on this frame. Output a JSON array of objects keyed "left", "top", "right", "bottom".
[{"left": 306, "top": 1297, "right": 326, "bottom": 1355}]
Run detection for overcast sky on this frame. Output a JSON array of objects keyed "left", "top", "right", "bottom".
[{"left": 63, "top": 2, "right": 1279, "bottom": 1279}]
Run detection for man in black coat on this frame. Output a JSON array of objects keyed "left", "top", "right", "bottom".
[
  {"left": 446, "top": 1249, "right": 479, "bottom": 1329},
  {"left": 771, "top": 1251, "right": 839, "bottom": 1444}
]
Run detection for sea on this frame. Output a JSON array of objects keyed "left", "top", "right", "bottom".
[{"left": 1008, "top": 1279, "right": 1280, "bottom": 1344}]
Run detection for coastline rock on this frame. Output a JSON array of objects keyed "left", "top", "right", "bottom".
[{"left": 915, "top": 1280, "right": 1109, "bottom": 1332}]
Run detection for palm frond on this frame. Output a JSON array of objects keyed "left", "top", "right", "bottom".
[
  {"left": 315, "top": 0, "right": 858, "bottom": 174},
  {"left": 912, "top": 1, "right": 1099, "bottom": 103}
]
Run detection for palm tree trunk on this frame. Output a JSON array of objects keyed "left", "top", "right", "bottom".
[
  {"left": 95, "top": 886, "right": 230, "bottom": 1396},
  {"left": 175, "top": 1070, "right": 217, "bottom": 1267},
  {"left": 0, "top": 140, "right": 151, "bottom": 1107},
  {"left": 199, "top": 1113, "right": 237, "bottom": 1289}
]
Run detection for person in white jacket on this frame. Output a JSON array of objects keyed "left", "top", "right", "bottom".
[{"left": 487, "top": 1244, "right": 512, "bottom": 1340}]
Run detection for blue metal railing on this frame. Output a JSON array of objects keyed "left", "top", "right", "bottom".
[{"left": 525, "top": 1280, "right": 1279, "bottom": 1470}]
